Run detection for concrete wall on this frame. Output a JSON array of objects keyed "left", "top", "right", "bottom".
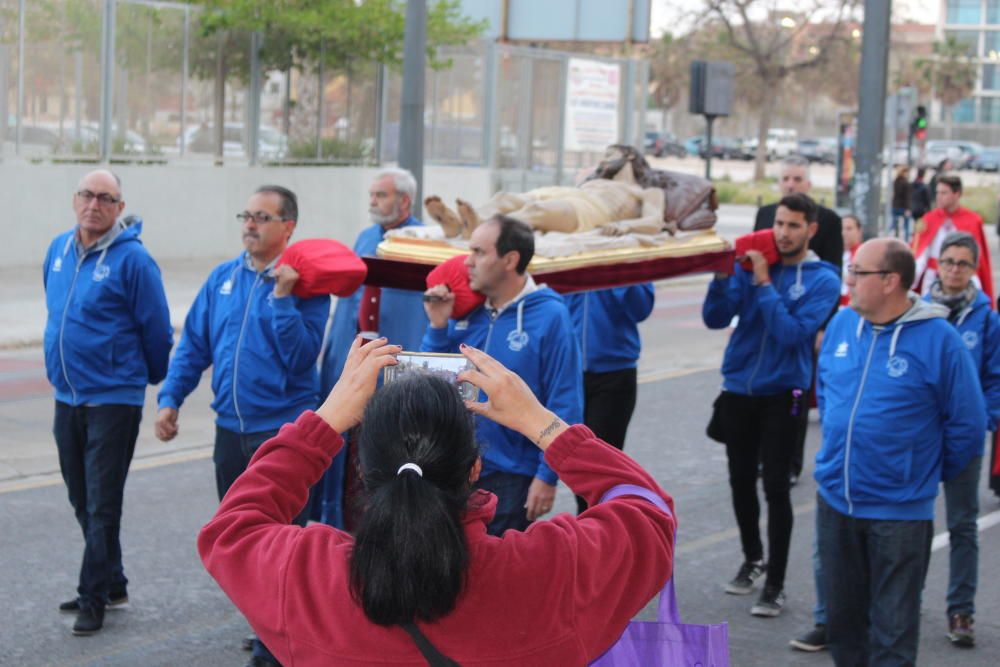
[{"left": 3, "top": 163, "right": 493, "bottom": 268}]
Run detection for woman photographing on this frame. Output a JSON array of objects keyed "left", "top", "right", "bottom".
[{"left": 198, "top": 336, "right": 676, "bottom": 665}]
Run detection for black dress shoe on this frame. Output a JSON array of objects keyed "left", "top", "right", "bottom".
[
  {"left": 72, "top": 607, "right": 105, "bottom": 636},
  {"left": 60, "top": 590, "right": 128, "bottom": 613},
  {"left": 245, "top": 656, "right": 281, "bottom": 667}
]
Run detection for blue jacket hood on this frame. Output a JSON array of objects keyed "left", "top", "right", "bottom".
[
  {"left": 703, "top": 255, "right": 841, "bottom": 395},
  {"left": 815, "top": 297, "right": 986, "bottom": 520},
  {"left": 422, "top": 283, "right": 583, "bottom": 484}
]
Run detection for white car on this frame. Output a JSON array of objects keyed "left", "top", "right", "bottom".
[{"left": 178, "top": 123, "right": 286, "bottom": 159}]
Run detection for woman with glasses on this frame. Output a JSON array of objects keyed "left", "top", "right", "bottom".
[
  {"left": 198, "top": 338, "right": 676, "bottom": 666},
  {"left": 923, "top": 231, "right": 1000, "bottom": 647}
]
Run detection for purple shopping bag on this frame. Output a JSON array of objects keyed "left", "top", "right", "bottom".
[{"left": 590, "top": 485, "right": 730, "bottom": 667}]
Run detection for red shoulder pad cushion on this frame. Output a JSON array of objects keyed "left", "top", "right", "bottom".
[
  {"left": 426, "top": 255, "right": 486, "bottom": 319},
  {"left": 277, "top": 239, "right": 367, "bottom": 298},
  {"left": 733, "top": 229, "right": 779, "bottom": 271}
]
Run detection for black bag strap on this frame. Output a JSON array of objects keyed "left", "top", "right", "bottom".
[{"left": 401, "top": 622, "right": 461, "bottom": 667}]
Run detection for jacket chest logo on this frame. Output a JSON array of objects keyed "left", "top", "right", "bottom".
[
  {"left": 507, "top": 330, "right": 529, "bottom": 352},
  {"left": 834, "top": 341, "right": 848, "bottom": 358},
  {"left": 962, "top": 331, "right": 979, "bottom": 350},
  {"left": 53, "top": 257, "right": 63, "bottom": 273},
  {"left": 887, "top": 356, "right": 909, "bottom": 378},
  {"left": 788, "top": 283, "right": 805, "bottom": 301},
  {"left": 92, "top": 264, "right": 111, "bottom": 282},
  {"left": 220, "top": 279, "right": 233, "bottom": 295}
]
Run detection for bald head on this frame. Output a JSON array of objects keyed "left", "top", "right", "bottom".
[
  {"left": 77, "top": 169, "right": 122, "bottom": 194},
  {"left": 869, "top": 237, "right": 915, "bottom": 293},
  {"left": 73, "top": 169, "right": 125, "bottom": 247},
  {"left": 848, "top": 238, "right": 915, "bottom": 323}
]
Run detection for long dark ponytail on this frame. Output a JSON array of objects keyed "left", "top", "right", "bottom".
[{"left": 350, "top": 374, "right": 479, "bottom": 626}]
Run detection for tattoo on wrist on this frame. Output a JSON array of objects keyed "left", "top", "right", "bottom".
[{"left": 536, "top": 417, "right": 565, "bottom": 445}]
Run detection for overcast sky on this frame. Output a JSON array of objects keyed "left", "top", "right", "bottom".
[{"left": 650, "top": 0, "right": 940, "bottom": 38}]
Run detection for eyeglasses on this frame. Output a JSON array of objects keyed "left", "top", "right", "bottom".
[
  {"left": 939, "top": 258, "right": 975, "bottom": 271},
  {"left": 76, "top": 190, "right": 121, "bottom": 206},
  {"left": 847, "top": 266, "right": 890, "bottom": 278},
  {"left": 236, "top": 211, "right": 284, "bottom": 224}
]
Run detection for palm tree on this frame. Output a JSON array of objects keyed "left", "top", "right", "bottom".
[{"left": 918, "top": 36, "right": 978, "bottom": 139}]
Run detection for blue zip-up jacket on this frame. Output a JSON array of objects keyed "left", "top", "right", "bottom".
[
  {"left": 158, "top": 252, "right": 329, "bottom": 433},
  {"left": 815, "top": 298, "right": 986, "bottom": 520},
  {"left": 923, "top": 289, "right": 1000, "bottom": 432},
  {"left": 702, "top": 254, "right": 841, "bottom": 395},
  {"left": 421, "top": 284, "right": 583, "bottom": 485},
  {"left": 43, "top": 221, "right": 173, "bottom": 406},
  {"left": 564, "top": 284, "right": 655, "bottom": 373},
  {"left": 320, "top": 216, "right": 428, "bottom": 393}
]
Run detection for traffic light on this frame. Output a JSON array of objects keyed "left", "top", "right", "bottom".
[{"left": 911, "top": 105, "right": 928, "bottom": 142}]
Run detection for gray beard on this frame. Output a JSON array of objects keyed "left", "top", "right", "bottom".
[{"left": 370, "top": 204, "right": 401, "bottom": 227}]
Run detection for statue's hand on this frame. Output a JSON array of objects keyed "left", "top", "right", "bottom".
[{"left": 599, "top": 221, "right": 626, "bottom": 236}]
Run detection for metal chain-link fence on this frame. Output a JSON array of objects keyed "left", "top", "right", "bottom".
[{"left": 2, "top": 0, "right": 646, "bottom": 180}]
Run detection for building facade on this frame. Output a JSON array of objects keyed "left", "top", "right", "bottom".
[{"left": 939, "top": 0, "right": 1000, "bottom": 143}]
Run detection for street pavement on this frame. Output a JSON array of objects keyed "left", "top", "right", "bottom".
[{"left": 2, "top": 205, "right": 999, "bottom": 665}]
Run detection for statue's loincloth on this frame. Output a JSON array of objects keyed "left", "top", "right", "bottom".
[{"left": 527, "top": 185, "right": 640, "bottom": 232}]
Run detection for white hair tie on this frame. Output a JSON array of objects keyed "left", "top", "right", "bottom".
[{"left": 397, "top": 463, "right": 423, "bottom": 477}]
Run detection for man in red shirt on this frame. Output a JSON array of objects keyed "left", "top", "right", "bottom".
[{"left": 912, "top": 175, "right": 994, "bottom": 306}]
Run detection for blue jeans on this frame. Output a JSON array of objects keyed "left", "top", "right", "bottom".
[
  {"left": 890, "top": 208, "right": 911, "bottom": 242},
  {"left": 812, "top": 524, "right": 826, "bottom": 625},
  {"left": 475, "top": 471, "right": 535, "bottom": 536},
  {"left": 215, "top": 426, "right": 310, "bottom": 665},
  {"left": 817, "top": 494, "right": 932, "bottom": 667},
  {"left": 944, "top": 455, "right": 981, "bottom": 617},
  {"left": 53, "top": 402, "right": 142, "bottom": 611}
]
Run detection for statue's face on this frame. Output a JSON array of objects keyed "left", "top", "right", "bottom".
[{"left": 596, "top": 146, "right": 627, "bottom": 175}]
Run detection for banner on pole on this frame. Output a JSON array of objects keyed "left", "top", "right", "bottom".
[{"left": 564, "top": 58, "right": 621, "bottom": 152}]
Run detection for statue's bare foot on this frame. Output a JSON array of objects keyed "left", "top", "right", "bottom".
[
  {"left": 456, "top": 198, "right": 482, "bottom": 239},
  {"left": 424, "top": 195, "right": 463, "bottom": 238}
]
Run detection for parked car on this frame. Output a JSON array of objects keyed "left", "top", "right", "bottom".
[
  {"left": 766, "top": 128, "right": 798, "bottom": 159},
  {"left": 743, "top": 129, "right": 798, "bottom": 160},
  {"left": 643, "top": 131, "right": 686, "bottom": 157},
  {"left": 797, "top": 137, "right": 837, "bottom": 164},
  {"left": 972, "top": 146, "right": 1000, "bottom": 171},
  {"left": 922, "top": 140, "right": 982, "bottom": 169},
  {"left": 179, "top": 123, "right": 287, "bottom": 159}
]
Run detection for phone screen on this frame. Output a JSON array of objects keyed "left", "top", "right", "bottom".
[{"left": 383, "top": 352, "right": 479, "bottom": 402}]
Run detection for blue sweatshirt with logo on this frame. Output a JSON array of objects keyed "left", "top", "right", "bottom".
[
  {"left": 923, "top": 289, "right": 1000, "bottom": 431},
  {"left": 563, "top": 284, "right": 655, "bottom": 373},
  {"left": 421, "top": 284, "right": 583, "bottom": 484},
  {"left": 158, "top": 253, "right": 329, "bottom": 433},
  {"left": 815, "top": 298, "right": 986, "bottom": 520},
  {"left": 702, "top": 255, "right": 841, "bottom": 395},
  {"left": 43, "top": 221, "right": 173, "bottom": 406}
]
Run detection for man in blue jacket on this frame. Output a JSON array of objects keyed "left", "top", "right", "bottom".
[
  {"left": 423, "top": 215, "right": 583, "bottom": 535},
  {"left": 155, "top": 185, "right": 328, "bottom": 667},
  {"left": 816, "top": 238, "right": 985, "bottom": 666},
  {"left": 315, "top": 168, "right": 428, "bottom": 528},
  {"left": 564, "top": 284, "right": 655, "bottom": 514},
  {"left": 703, "top": 193, "right": 840, "bottom": 618},
  {"left": 44, "top": 169, "right": 173, "bottom": 636},
  {"left": 922, "top": 231, "right": 998, "bottom": 647}
]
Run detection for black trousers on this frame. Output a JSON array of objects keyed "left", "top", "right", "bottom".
[
  {"left": 53, "top": 402, "right": 142, "bottom": 611},
  {"left": 576, "top": 368, "right": 638, "bottom": 514},
  {"left": 716, "top": 390, "right": 798, "bottom": 590}
]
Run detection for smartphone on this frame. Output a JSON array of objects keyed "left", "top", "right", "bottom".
[{"left": 383, "top": 352, "right": 479, "bottom": 401}]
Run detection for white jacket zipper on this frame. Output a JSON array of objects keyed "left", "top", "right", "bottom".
[{"left": 844, "top": 328, "right": 880, "bottom": 515}]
